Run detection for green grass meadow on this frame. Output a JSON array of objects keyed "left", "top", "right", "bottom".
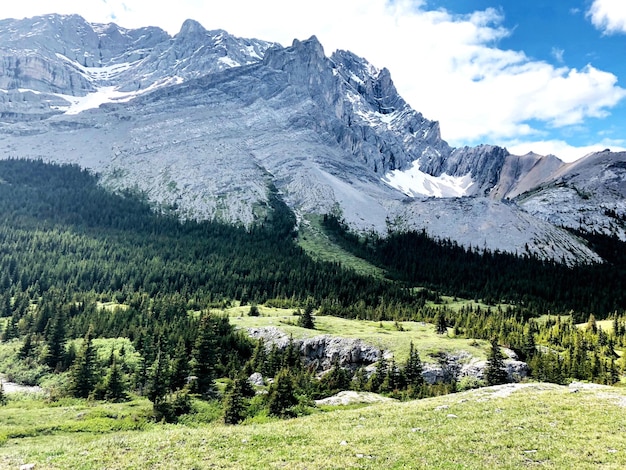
[
  {"left": 224, "top": 306, "right": 489, "bottom": 363},
  {"left": 2, "top": 383, "right": 626, "bottom": 469}
]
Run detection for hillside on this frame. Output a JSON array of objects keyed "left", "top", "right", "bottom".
[
  {"left": 2, "top": 14, "right": 624, "bottom": 263},
  {"left": 2, "top": 383, "right": 626, "bottom": 469}
]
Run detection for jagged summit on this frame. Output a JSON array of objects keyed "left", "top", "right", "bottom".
[{"left": 0, "top": 13, "right": 622, "bottom": 264}]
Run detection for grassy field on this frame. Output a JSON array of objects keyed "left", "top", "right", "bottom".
[
  {"left": 2, "top": 383, "right": 626, "bottom": 469},
  {"left": 296, "top": 215, "right": 386, "bottom": 279},
  {"left": 224, "top": 305, "right": 489, "bottom": 363}
]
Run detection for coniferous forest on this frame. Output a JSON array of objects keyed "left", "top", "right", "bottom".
[{"left": 1, "top": 158, "right": 626, "bottom": 423}]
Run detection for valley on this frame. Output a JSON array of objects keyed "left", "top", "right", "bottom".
[{"left": 1, "top": 12, "right": 626, "bottom": 469}]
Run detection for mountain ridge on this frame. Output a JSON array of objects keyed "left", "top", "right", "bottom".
[{"left": 0, "top": 14, "right": 623, "bottom": 264}]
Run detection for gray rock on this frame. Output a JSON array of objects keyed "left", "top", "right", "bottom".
[
  {"left": 246, "top": 327, "right": 381, "bottom": 371},
  {"left": 248, "top": 372, "right": 264, "bottom": 386},
  {"left": 0, "top": 14, "right": 616, "bottom": 263}
]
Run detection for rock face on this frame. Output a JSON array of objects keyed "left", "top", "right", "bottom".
[
  {"left": 246, "top": 327, "right": 381, "bottom": 371},
  {"left": 421, "top": 350, "right": 529, "bottom": 385},
  {"left": 244, "top": 328, "right": 529, "bottom": 384},
  {"left": 0, "top": 14, "right": 622, "bottom": 263}
]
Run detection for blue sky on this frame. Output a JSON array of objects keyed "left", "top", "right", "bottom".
[{"left": 2, "top": 0, "right": 626, "bottom": 161}]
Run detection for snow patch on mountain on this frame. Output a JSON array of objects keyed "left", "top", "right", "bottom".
[{"left": 382, "top": 160, "right": 474, "bottom": 198}]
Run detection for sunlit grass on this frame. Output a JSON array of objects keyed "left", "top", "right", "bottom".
[
  {"left": 225, "top": 306, "right": 489, "bottom": 363},
  {"left": 2, "top": 384, "right": 626, "bottom": 469}
]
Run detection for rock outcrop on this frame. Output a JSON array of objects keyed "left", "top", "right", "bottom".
[{"left": 246, "top": 327, "right": 381, "bottom": 371}]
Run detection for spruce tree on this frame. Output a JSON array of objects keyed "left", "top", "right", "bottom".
[
  {"left": 170, "top": 339, "right": 191, "bottom": 392},
  {"left": 68, "top": 327, "right": 98, "bottom": 398},
  {"left": 319, "top": 358, "right": 351, "bottom": 396},
  {"left": 223, "top": 377, "right": 248, "bottom": 425},
  {"left": 298, "top": 302, "right": 315, "bottom": 330},
  {"left": 435, "top": 311, "right": 447, "bottom": 335},
  {"left": 103, "top": 359, "right": 129, "bottom": 402},
  {"left": 1, "top": 315, "right": 19, "bottom": 342},
  {"left": 43, "top": 308, "right": 67, "bottom": 371},
  {"left": 381, "top": 360, "right": 404, "bottom": 393},
  {"left": 404, "top": 341, "right": 424, "bottom": 388},
  {"left": 268, "top": 368, "right": 298, "bottom": 417},
  {"left": 146, "top": 349, "right": 170, "bottom": 405},
  {"left": 485, "top": 338, "right": 509, "bottom": 386},
  {"left": 191, "top": 313, "right": 217, "bottom": 398},
  {"left": 0, "top": 381, "right": 6, "bottom": 406},
  {"left": 249, "top": 338, "right": 268, "bottom": 375},
  {"left": 18, "top": 333, "right": 34, "bottom": 360},
  {"left": 367, "top": 350, "right": 388, "bottom": 393}
]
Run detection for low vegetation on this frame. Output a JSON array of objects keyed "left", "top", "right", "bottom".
[{"left": 2, "top": 384, "right": 626, "bottom": 469}]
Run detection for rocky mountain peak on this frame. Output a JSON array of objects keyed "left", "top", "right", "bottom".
[
  {"left": 177, "top": 18, "right": 207, "bottom": 38},
  {"left": 0, "top": 14, "right": 619, "bottom": 264}
]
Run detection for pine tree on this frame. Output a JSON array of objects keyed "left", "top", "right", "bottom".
[
  {"left": 191, "top": 313, "right": 217, "bottom": 398},
  {"left": 281, "top": 336, "right": 301, "bottom": 370},
  {"left": 170, "top": 339, "right": 191, "bottom": 392},
  {"left": 298, "top": 302, "right": 315, "bottom": 330},
  {"left": 248, "top": 304, "right": 259, "bottom": 317},
  {"left": 1, "top": 315, "right": 19, "bottom": 342},
  {"left": 18, "top": 333, "right": 34, "bottom": 360},
  {"left": 319, "top": 358, "right": 351, "bottom": 395},
  {"left": 268, "top": 368, "right": 298, "bottom": 417},
  {"left": 381, "top": 359, "right": 404, "bottom": 393},
  {"left": 68, "top": 327, "right": 98, "bottom": 398},
  {"left": 367, "top": 350, "right": 388, "bottom": 393},
  {"left": 404, "top": 341, "right": 424, "bottom": 388},
  {"left": 435, "top": 310, "right": 447, "bottom": 335},
  {"left": 43, "top": 307, "right": 67, "bottom": 371},
  {"left": 146, "top": 348, "right": 170, "bottom": 405},
  {"left": 103, "top": 359, "right": 128, "bottom": 402},
  {"left": 223, "top": 377, "right": 248, "bottom": 425},
  {"left": 586, "top": 314, "right": 598, "bottom": 334},
  {"left": 485, "top": 338, "right": 509, "bottom": 386},
  {"left": 248, "top": 338, "right": 267, "bottom": 375}
]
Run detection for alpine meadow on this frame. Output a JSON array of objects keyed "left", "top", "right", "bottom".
[{"left": 1, "top": 11, "right": 626, "bottom": 470}]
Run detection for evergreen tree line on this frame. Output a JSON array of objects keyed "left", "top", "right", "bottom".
[
  {"left": 422, "top": 304, "right": 623, "bottom": 386},
  {"left": 322, "top": 214, "right": 626, "bottom": 317},
  {"left": 0, "top": 159, "right": 416, "bottom": 309}
]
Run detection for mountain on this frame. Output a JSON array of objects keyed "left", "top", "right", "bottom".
[{"left": 0, "top": 14, "right": 623, "bottom": 264}]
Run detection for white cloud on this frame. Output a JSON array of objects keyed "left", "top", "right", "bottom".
[
  {"left": 587, "top": 0, "right": 626, "bottom": 34},
  {"left": 505, "top": 139, "right": 626, "bottom": 163},
  {"left": 3, "top": 1, "right": 626, "bottom": 161}
]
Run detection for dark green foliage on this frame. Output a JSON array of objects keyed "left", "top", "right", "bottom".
[
  {"left": 223, "top": 377, "right": 250, "bottom": 425},
  {"left": 281, "top": 337, "right": 302, "bottom": 371},
  {"left": 0, "top": 159, "right": 415, "bottom": 311},
  {"left": 435, "top": 310, "right": 447, "bottom": 335},
  {"left": 17, "top": 333, "right": 34, "bottom": 360},
  {"left": 191, "top": 314, "right": 217, "bottom": 398},
  {"left": 322, "top": 214, "right": 626, "bottom": 316},
  {"left": 298, "top": 301, "right": 315, "bottom": 330},
  {"left": 102, "top": 359, "right": 129, "bottom": 402},
  {"left": 146, "top": 348, "right": 170, "bottom": 405},
  {"left": 267, "top": 368, "right": 298, "bottom": 418},
  {"left": 485, "top": 339, "right": 509, "bottom": 386},
  {"left": 319, "top": 359, "right": 352, "bottom": 397},
  {"left": 367, "top": 351, "right": 388, "bottom": 393},
  {"left": 381, "top": 359, "right": 405, "bottom": 393},
  {"left": 67, "top": 328, "right": 98, "bottom": 398},
  {"left": 1, "top": 315, "right": 19, "bottom": 342},
  {"left": 404, "top": 342, "right": 424, "bottom": 388},
  {"left": 170, "top": 340, "right": 191, "bottom": 392},
  {"left": 152, "top": 387, "right": 193, "bottom": 423},
  {"left": 248, "top": 305, "right": 260, "bottom": 317},
  {"left": 0, "top": 382, "right": 6, "bottom": 406}
]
